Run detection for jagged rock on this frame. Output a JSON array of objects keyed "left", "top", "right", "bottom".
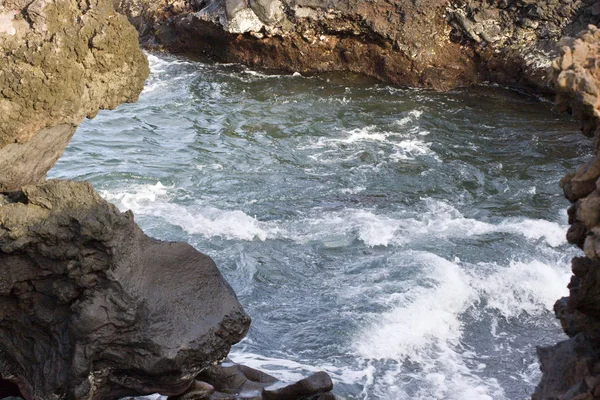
[
  {"left": 534, "top": 335, "right": 600, "bottom": 400},
  {"left": 0, "top": 376, "right": 23, "bottom": 399},
  {"left": 553, "top": 25, "right": 600, "bottom": 140},
  {"left": 168, "top": 361, "right": 335, "bottom": 400},
  {"left": 0, "top": 0, "right": 149, "bottom": 191},
  {"left": 115, "top": 0, "right": 481, "bottom": 90},
  {"left": 534, "top": 25, "right": 600, "bottom": 400},
  {"left": 115, "top": 0, "right": 599, "bottom": 91},
  {"left": 0, "top": 180, "right": 251, "bottom": 400},
  {"left": 262, "top": 371, "right": 333, "bottom": 400}
]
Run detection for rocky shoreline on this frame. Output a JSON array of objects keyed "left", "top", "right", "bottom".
[
  {"left": 115, "top": 0, "right": 600, "bottom": 92},
  {"left": 533, "top": 25, "right": 600, "bottom": 400},
  {"left": 2, "top": 0, "right": 600, "bottom": 398}
]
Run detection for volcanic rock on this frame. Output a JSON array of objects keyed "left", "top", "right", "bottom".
[
  {"left": 534, "top": 25, "right": 600, "bottom": 400},
  {"left": 0, "top": 0, "right": 149, "bottom": 191},
  {"left": 167, "top": 361, "right": 335, "bottom": 400},
  {"left": 115, "top": 0, "right": 600, "bottom": 91},
  {"left": 0, "top": 180, "right": 251, "bottom": 400}
]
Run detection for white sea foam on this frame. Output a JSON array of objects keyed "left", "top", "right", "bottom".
[
  {"left": 389, "top": 138, "right": 436, "bottom": 160},
  {"left": 354, "top": 253, "right": 505, "bottom": 399},
  {"left": 101, "top": 183, "right": 272, "bottom": 241},
  {"left": 306, "top": 125, "right": 436, "bottom": 161},
  {"left": 101, "top": 184, "right": 566, "bottom": 251},
  {"left": 355, "top": 253, "right": 472, "bottom": 361},
  {"left": 353, "top": 250, "right": 569, "bottom": 399},
  {"left": 143, "top": 53, "right": 195, "bottom": 94},
  {"left": 277, "top": 199, "right": 567, "bottom": 249},
  {"left": 229, "top": 350, "right": 374, "bottom": 389},
  {"left": 473, "top": 259, "right": 570, "bottom": 318},
  {"left": 395, "top": 109, "right": 424, "bottom": 126}
]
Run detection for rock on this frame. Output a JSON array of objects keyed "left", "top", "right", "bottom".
[
  {"left": 0, "top": 0, "right": 149, "bottom": 191},
  {"left": 0, "top": 180, "right": 251, "bottom": 400},
  {"left": 262, "top": 371, "right": 333, "bottom": 400},
  {"left": 533, "top": 336, "right": 600, "bottom": 400},
  {"left": 115, "top": 0, "right": 600, "bottom": 92},
  {"left": 534, "top": 25, "right": 600, "bottom": 400},
  {"left": 553, "top": 25, "right": 600, "bottom": 139},
  {"left": 166, "top": 380, "right": 215, "bottom": 399},
  {"left": 169, "top": 362, "right": 336, "bottom": 400},
  {"left": 196, "top": 361, "right": 278, "bottom": 394}
]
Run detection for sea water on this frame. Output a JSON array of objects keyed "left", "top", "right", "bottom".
[{"left": 49, "top": 52, "right": 590, "bottom": 399}]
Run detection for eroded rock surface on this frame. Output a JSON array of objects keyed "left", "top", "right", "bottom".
[
  {"left": 116, "top": 0, "right": 599, "bottom": 91},
  {"left": 0, "top": 0, "right": 149, "bottom": 191},
  {"left": 0, "top": 180, "right": 250, "bottom": 400},
  {"left": 534, "top": 25, "right": 600, "bottom": 400},
  {"left": 450, "top": 0, "right": 600, "bottom": 90}
]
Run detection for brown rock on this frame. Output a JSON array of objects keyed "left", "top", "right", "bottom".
[
  {"left": 0, "top": 180, "right": 250, "bottom": 400},
  {"left": 0, "top": 0, "right": 149, "bottom": 191}
]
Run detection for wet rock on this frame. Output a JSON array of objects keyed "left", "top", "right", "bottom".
[
  {"left": 0, "top": 180, "right": 250, "bottom": 400},
  {"left": 166, "top": 380, "right": 215, "bottom": 399},
  {"left": 262, "top": 371, "right": 333, "bottom": 400},
  {"left": 169, "top": 362, "right": 336, "bottom": 400},
  {"left": 116, "top": 0, "right": 600, "bottom": 91},
  {"left": 0, "top": 0, "right": 149, "bottom": 191},
  {"left": 0, "top": 376, "right": 23, "bottom": 399},
  {"left": 534, "top": 336, "right": 600, "bottom": 400},
  {"left": 196, "top": 361, "right": 278, "bottom": 394},
  {"left": 116, "top": 0, "right": 480, "bottom": 90}
]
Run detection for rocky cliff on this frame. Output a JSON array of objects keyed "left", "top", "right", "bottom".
[
  {"left": 0, "top": 0, "right": 149, "bottom": 191},
  {"left": 115, "top": 0, "right": 600, "bottom": 91},
  {"left": 534, "top": 25, "right": 600, "bottom": 400}
]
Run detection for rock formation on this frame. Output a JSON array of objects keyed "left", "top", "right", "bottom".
[
  {"left": 0, "top": 0, "right": 149, "bottom": 191},
  {"left": 534, "top": 25, "right": 600, "bottom": 400},
  {"left": 449, "top": 0, "right": 600, "bottom": 90},
  {"left": 167, "top": 361, "right": 335, "bottom": 400},
  {"left": 0, "top": 0, "right": 253, "bottom": 399},
  {"left": 115, "top": 0, "right": 600, "bottom": 91},
  {"left": 0, "top": 180, "right": 251, "bottom": 399}
]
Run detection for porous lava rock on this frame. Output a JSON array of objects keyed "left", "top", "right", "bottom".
[
  {"left": 534, "top": 25, "right": 600, "bottom": 400},
  {"left": 115, "top": 0, "right": 600, "bottom": 91},
  {"left": 0, "top": 180, "right": 251, "bottom": 400},
  {"left": 0, "top": 0, "right": 149, "bottom": 191}
]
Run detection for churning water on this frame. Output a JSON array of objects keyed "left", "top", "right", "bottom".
[{"left": 49, "top": 53, "right": 590, "bottom": 399}]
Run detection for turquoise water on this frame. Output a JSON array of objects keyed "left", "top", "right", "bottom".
[{"left": 50, "top": 53, "right": 589, "bottom": 399}]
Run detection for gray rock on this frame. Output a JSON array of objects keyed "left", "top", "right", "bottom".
[
  {"left": 0, "top": 180, "right": 250, "bottom": 400},
  {"left": 0, "top": 0, "right": 149, "bottom": 191}
]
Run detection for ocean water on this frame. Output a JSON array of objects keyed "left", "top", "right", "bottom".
[{"left": 49, "top": 53, "right": 589, "bottom": 399}]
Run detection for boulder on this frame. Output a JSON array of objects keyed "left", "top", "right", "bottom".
[{"left": 0, "top": 180, "right": 251, "bottom": 400}]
